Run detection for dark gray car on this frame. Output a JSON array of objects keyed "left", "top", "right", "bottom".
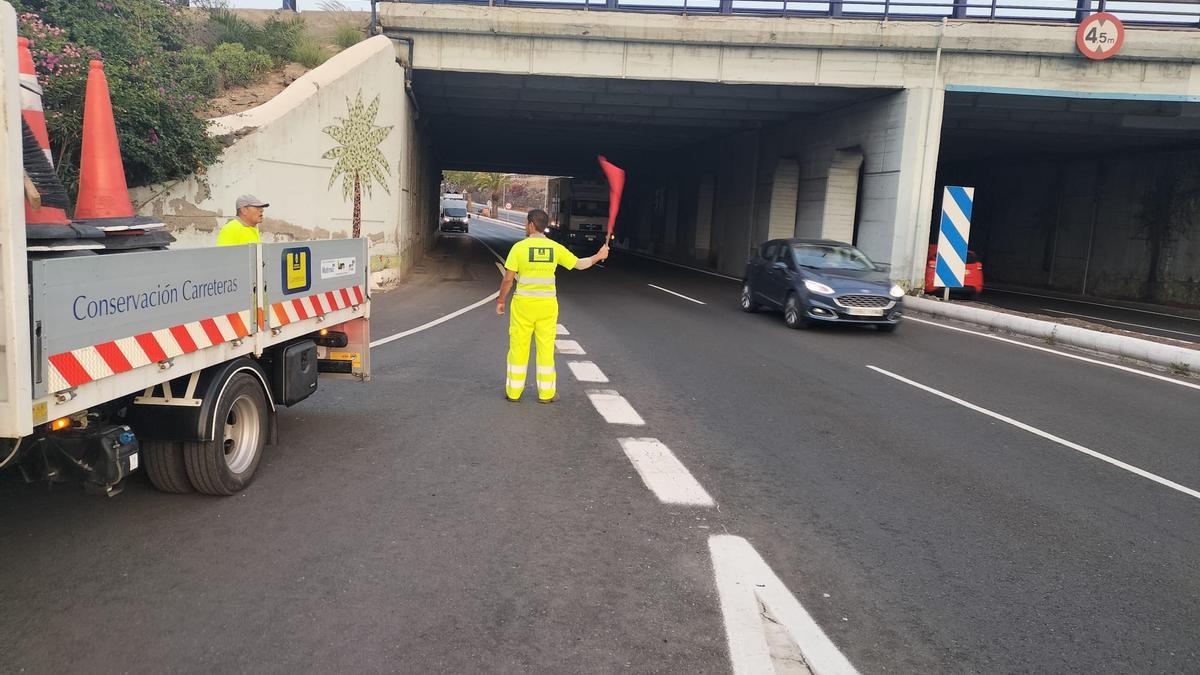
[{"left": 741, "top": 238, "right": 904, "bottom": 332}]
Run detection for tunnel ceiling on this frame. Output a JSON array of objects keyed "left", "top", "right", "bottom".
[
  {"left": 940, "top": 92, "right": 1200, "bottom": 161},
  {"left": 413, "top": 71, "right": 891, "bottom": 174}
]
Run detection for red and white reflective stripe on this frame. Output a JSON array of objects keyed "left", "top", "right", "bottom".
[
  {"left": 270, "top": 284, "right": 365, "bottom": 328},
  {"left": 20, "top": 74, "right": 43, "bottom": 112},
  {"left": 47, "top": 310, "right": 253, "bottom": 392}
]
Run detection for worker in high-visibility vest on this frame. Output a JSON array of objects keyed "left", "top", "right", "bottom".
[
  {"left": 217, "top": 194, "right": 268, "bottom": 246},
  {"left": 497, "top": 208, "right": 609, "bottom": 402}
]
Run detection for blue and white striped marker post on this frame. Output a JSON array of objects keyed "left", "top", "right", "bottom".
[{"left": 935, "top": 186, "right": 974, "bottom": 299}]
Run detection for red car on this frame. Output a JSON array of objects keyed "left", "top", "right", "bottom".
[{"left": 926, "top": 244, "right": 984, "bottom": 295}]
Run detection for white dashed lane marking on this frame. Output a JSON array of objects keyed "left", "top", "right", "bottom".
[
  {"left": 586, "top": 390, "right": 646, "bottom": 426},
  {"left": 648, "top": 283, "right": 706, "bottom": 305},
  {"left": 567, "top": 360, "right": 609, "bottom": 383},
  {"left": 618, "top": 438, "right": 714, "bottom": 506},
  {"left": 556, "top": 324, "right": 569, "bottom": 335},
  {"left": 555, "top": 339, "right": 586, "bottom": 355}
]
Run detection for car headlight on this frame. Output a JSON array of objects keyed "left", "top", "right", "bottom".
[
  {"left": 889, "top": 284, "right": 905, "bottom": 298},
  {"left": 803, "top": 279, "right": 835, "bottom": 295}
]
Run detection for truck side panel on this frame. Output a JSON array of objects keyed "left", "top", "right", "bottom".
[
  {"left": 29, "top": 247, "right": 257, "bottom": 398},
  {"left": 260, "top": 239, "right": 370, "bottom": 380}
]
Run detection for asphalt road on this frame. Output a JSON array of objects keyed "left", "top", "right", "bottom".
[
  {"left": 2, "top": 215, "right": 1198, "bottom": 674},
  {"left": 977, "top": 287, "right": 1200, "bottom": 344}
]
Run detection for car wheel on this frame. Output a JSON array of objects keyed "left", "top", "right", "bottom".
[
  {"left": 783, "top": 294, "right": 809, "bottom": 330},
  {"left": 739, "top": 282, "right": 760, "bottom": 313},
  {"left": 877, "top": 323, "right": 898, "bottom": 333}
]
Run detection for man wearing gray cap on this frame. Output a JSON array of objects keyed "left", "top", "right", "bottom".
[{"left": 217, "top": 195, "right": 270, "bottom": 246}]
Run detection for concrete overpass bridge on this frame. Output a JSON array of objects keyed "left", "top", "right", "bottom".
[{"left": 381, "top": 0, "right": 1200, "bottom": 308}]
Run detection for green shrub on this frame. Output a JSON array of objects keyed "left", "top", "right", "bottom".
[
  {"left": 211, "top": 42, "right": 273, "bottom": 88},
  {"left": 175, "top": 47, "right": 221, "bottom": 98},
  {"left": 260, "top": 14, "right": 307, "bottom": 63},
  {"left": 289, "top": 37, "right": 329, "bottom": 68},
  {"left": 14, "top": 0, "right": 220, "bottom": 198},
  {"left": 334, "top": 24, "right": 364, "bottom": 51},
  {"left": 204, "top": 9, "right": 262, "bottom": 52}
]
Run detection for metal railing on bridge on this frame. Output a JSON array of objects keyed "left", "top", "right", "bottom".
[{"left": 374, "top": 0, "right": 1200, "bottom": 27}]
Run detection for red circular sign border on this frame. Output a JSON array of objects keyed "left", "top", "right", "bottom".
[{"left": 1076, "top": 12, "right": 1125, "bottom": 61}]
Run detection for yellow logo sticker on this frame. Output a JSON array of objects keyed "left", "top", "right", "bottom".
[
  {"left": 283, "top": 248, "right": 311, "bottom": 293},
  {"left": 529, "top": 246, "right": 554, "bottom": 263}
]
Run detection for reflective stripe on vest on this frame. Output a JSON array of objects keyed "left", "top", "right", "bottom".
[
  {"left": 515, "top": 289, "right": 557, "bottom": 298},
  {"left": 518, "top": 277, "right": 556, "bottom": 285}
]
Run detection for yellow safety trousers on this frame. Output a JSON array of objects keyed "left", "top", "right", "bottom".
[{"left": 506, "top": 296, "right": 558, "bottom": 401}]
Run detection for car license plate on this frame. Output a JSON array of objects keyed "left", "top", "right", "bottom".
[{"left": 845, "top": 307, "right": 884, "bottom": 317}]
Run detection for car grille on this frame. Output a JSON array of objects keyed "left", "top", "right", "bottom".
[{"left": 835, "top": 295, "right": 892, "bottom": 308}]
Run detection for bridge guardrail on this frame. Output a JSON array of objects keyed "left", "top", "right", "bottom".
[{"left": 375, "top": 0, "right": 1200, "bottom": 28}]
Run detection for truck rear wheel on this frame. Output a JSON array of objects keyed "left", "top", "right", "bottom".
[
  {"left": 142, "top": 440, "right": 192, "bottom": 494},
  {"left": 184, "top": 373, "right": 268, "bottom": 495}
]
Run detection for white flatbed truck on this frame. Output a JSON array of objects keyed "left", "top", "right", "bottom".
[{"left": 0, "top": 4, "right": 370, "bottom": 496}]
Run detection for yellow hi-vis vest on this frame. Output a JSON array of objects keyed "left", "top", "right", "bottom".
[{"left": 504, "top": 237, "right": 579, "bottom": 298}]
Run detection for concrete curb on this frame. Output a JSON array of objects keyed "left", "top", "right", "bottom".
[{"left": 905, "top": 295, "right": 1200, "bottom": 374}]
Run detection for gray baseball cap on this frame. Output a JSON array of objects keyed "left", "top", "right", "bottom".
[{"left": 236, "top": 194, "right": 270, "bottom": 210}]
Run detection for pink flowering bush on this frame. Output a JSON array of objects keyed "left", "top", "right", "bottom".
[{"left": 13, "top": 0, "right": 219, "bottom": 202}]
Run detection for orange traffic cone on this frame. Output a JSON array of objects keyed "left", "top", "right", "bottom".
[
  {"left": 73, "top": 59, "right": 163, "bottom": 232},
  {"left": 18, "top": 37, "right": 70, "bottom": 227}
]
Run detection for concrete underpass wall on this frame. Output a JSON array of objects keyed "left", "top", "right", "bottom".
[
  {"left": 620, "top": 88, "right": 940, "bottom": 283},
  {"left": 940, "top": 151, "right": 1200, "bottom": 309},
  {"left": 131, "top": 37, "right": 438, "bottom": 289}
]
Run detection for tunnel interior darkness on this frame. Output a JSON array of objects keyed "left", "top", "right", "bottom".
[
  {"left": 936, "top": 92, "right": 1200, "bottom": 307},
  {"left": 413, "top": 71, "right": 891, "bottom": 175}
]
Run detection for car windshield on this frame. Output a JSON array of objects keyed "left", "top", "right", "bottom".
[
  {"left": 791, "top": 244, "right": 876, "bottom": 271},
  {"left": 444, "top": 207, "right": 467, "bottom": 217}
]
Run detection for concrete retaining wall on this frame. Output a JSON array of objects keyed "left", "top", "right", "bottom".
[{"left": 131, "top": 36, "right": 437, "bottom": 289}]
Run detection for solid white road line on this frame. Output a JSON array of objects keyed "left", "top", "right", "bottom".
[
  {"left": 556, "top": 324, "right": 569, "bottom": 335},
  {"left": 469, "top": 232, "right": 508, "bottom": 264},
  {"left": 1038, "top": 307, "right": 1200, "bottom": 340},
  {"left": 648, "top": 284, "right": 707, "bottom": 305},
  {"left": 555, "top": 339, "right": 586, "bottom": 355},
  {"left": 990, "top": 288, "right": 1200, "bottom": 322},
  {"left": 586, "top": 390, "right": 645, "bottom": 425},
  {"left": 371, "top": 292, "right": 499, "bottom": 348},
  {"left": 710, "top": 535, "right": 860, "bottom": 675},
  {"left": 567, "top": 360, "right": 609, "bottom": 383},
  {"left": 868, "top": 365, "right": 1200, "bottom": 502},
  {"left": 905, "top": 316, "right": 1200, "bottom": 392},
  {"left": 618, "top": 438, "right": 714, "bottom": 506},
  {"left": 371, "top": 237, "right": 508, "bottom": 348}
]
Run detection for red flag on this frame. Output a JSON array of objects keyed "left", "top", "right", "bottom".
[{"left": 598, "top": 155, "right": 625, "bottom": 238}]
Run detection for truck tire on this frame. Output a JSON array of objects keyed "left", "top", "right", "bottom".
[
  {"left": 184, "top": 373, "right": 268, "bottom": 495},
  {"left": 142, "top": 440, "right": 192, "bottom": 494}
]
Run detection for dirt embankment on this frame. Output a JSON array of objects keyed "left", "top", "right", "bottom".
[{"left": 198, "top": 9, "right": 371, "bottom": 119}]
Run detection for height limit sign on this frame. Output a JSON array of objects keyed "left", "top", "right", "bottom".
[{"left": 1076, "top": 12, "right": 1124, "bottom": 61}]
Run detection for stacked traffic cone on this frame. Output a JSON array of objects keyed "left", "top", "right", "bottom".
[
  {"left": 17, "top": 37, "right": 70, "bottom": 229},
  {"left": 73, "top": 59, "right": 165, "bottom": 235}
]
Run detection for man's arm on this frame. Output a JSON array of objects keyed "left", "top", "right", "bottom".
[
  {"left": 496, "top": 269, "right": 517, "bottom": 315},
  {"left": 574, "top": 244, "right": 610, "bottom": 270}
]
